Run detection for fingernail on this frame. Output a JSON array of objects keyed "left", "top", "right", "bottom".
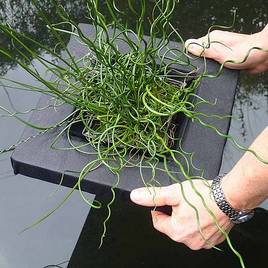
[
  {"left": 130, "top": 189, "right": 142, "bottom": 202},
  {"left": 185, "top": 39, "right": 201, "bottom": 53},
  {"left": 187, "top": 43, "right": 200, "bottom": 53}
]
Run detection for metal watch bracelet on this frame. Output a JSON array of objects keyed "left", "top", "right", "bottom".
[{"left": 211, "top": 174, "right": 254, "bottom": 224}]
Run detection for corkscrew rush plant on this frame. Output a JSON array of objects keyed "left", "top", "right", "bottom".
[{"left": 0, "top": 1, "right": 268, "bottom": 267}]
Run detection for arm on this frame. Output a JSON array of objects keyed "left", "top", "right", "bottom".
[
  {"left": 130, "top": 127, "right": 268, "bottom": 249},
  {"left": 222, "top": 126, "right": 268, "bottom": 211},
  {"left": 185, "top": 25, "right": 268, "bottom": 73}
]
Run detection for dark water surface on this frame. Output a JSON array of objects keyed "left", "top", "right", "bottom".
[{"left": 0, "top": 1, "right": 267, "bottom": 268}]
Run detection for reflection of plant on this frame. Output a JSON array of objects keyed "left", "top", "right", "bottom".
[
  {"left": 233, "top": 73, "right": 268, "bottom": 138},
  {"left": 0, "top": 0, "right": 89, "bottom": 75},
  {"left": 0, "top": 1, "right": 260, "bottom": 267},
  {"left": 172, "top": 0, "right": 268, "bottom": 38}
]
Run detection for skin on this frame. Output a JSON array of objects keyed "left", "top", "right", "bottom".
[
  {"left": 130, "top": 25, "right": 268, "bottom": 250},
  {"left": 185, "top": 25, "right": 268, "bottom": 73}
]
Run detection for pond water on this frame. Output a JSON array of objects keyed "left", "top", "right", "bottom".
[{"left": 0, "top": 1, "right": 267, "bottom": 268}]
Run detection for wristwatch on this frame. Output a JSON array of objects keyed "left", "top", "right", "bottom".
[{"left": 211, "top": 174, "right": 255, "bottom": 224}]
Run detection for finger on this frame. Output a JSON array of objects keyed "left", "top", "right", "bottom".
[
  {"left": 151, "top": 210, "right": 178, "bottom": 240},
  {"left": 130, "top": 184, "right": 181, "bottom": 207},
  {"left": 185, "top": 36, "right": 230, "bottom": 62},
  {"left": 185, "top": 36, "right": 221, "bottom": 56},
  {"left": 185, "top": 38, "right": 208, "bottom": 56}
]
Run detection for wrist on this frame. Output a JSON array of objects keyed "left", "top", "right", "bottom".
[
  {"left": 221, "top": 171, "right": 253, "bottom": 211},
  {"left": 221, "top": 127, "right": 268, "bottom": 213},
  {"left": 221, "top": 168, "right": 267, "bottom": 211},
  {"left": 211, "top": 175, "right": 255, "bottom": 223}
]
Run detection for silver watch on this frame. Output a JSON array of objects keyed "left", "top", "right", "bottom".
[{"left": 211, "top": 175, "right": 254, "bottom": 224}]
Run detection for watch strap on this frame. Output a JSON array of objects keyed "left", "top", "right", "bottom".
[{"left": 211, "top": 175, "right": 254, "bottom": 223}]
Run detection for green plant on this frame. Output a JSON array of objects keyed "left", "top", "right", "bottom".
[{"left": 1, "top": 1, "right": 267, "bottom": 267}]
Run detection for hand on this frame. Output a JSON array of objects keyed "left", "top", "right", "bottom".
[
  {"left": 130, "top": 179, "right": 234, "bottom": 250},
  {"left": 185, "top": 26, "right": 268, "bottom": 74}
]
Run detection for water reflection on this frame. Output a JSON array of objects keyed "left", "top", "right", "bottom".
[
  {"left": 0, "top": 0, "right": 88, "bottom": 75},
  {"left": 234, "top": 73, "right": 268, "bottom": 139},
  {"left": 172, "top": 0, "right": 267, "bottom": 37}
]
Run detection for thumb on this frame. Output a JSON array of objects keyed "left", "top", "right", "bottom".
[{"left": 130, "top": 184, "right": 181, "bottom": 207}]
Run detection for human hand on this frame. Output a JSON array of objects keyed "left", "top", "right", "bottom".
[
  {"left": 185, "top": 25, "right": 268, "bottom": 74},
  {"left": 130, "top": 179, "right": 233, "bottom": 250}
]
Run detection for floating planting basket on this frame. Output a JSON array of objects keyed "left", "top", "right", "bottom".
[{"left": 11, "top": 24, "right": 238, "bottom": 196}]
